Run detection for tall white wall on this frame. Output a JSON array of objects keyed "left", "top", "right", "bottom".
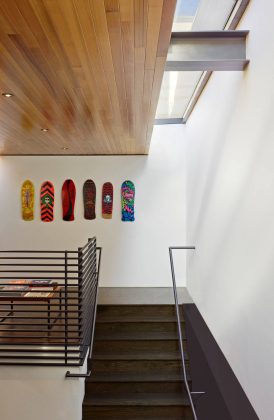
[
  {"left": 0, "top": 364, "right": 86, "bottom": 420},
  {"left": 0, "top": 124, "right": 186, "bottom": 287},
  {"left": 185, "top": 1, "right": 274, "bottom": 419}
]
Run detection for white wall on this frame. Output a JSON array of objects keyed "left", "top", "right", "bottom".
[
  {"left": 0, "top": 125, "right": 186, "bottom": 287},
  {"left": 185, "top": 1, "right": 274, "bottom": 419},
  {"left": 0, "top": 363, "right": 86, "bottom": 420}
]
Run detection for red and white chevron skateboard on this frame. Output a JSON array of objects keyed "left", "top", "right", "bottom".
[{"left": 40, "top": 181, "right": 54, "bottom": 222}]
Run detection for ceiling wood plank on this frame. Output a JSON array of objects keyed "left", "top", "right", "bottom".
[{"left": 0, "top": 0, "right": 175, "bottom": 155}]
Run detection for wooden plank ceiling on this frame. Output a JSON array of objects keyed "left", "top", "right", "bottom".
[{"left": 0, "top": 0, "right": 176, "bottom": 155}]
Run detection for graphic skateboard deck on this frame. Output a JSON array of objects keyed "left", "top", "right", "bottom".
[
  {"left": 102, "top": 182, "right": 113, "bottom": 219},
  {"left": 21, "top": 180, "right": 35, "bottom": 221},
  {"left": 40, "top": 181, "right": 54, "bottom": 222},
  {"left": 62, "top": 179, "right": 76, "bottom": 221},
  {"left": 83, "top": 180, "right": 96, "bottom": 220},
  {"left": 121, "top": 180, "right": 135, "bottom": 222}
]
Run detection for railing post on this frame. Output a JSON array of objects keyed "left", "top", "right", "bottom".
[
  {"left": 88, "top": 243, "right": 101, "bottom": 360},
  {"left": 64, "top": 250, "right": 68, "bottom": 365},
  {"left": 78, "top": 247, "right": 83, "bottom": 340}
]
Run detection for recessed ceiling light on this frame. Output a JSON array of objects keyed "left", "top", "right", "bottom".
[
  {"left": 2, "top": 92, "right": 14, "bottom": 98},
  {"left": 41, "top": 128, "right": 49, "bottom": 132}
]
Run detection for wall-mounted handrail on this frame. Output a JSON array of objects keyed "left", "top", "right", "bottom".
[{"left": 169, "top": 246, "right": 202, "bottom": 420}]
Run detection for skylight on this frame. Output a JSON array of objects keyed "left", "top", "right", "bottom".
[{"left": 156, "top": 0, "right": 241, "bottom": 122}]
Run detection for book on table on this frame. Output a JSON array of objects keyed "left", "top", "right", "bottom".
[
  {"left": 0, "top": 285, "right": 29, "bottom": 297},
  {"left": 0, "top": 280, "right": 57, "bottom": 298}
]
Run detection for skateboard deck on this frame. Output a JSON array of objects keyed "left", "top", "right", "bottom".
[
  {"left": 40, "top": 181, "right": 54, "bottom": 222},
  {"left": 83, "top": 180, "right": 96, "bottom": 220},
  {"left": 21, "top": 180, "right": 35, "bottom": 221},
  {"left": 102, "top": 182, "right": 113, "bottom": 219},
  {"left": 62, "top": 179, "right": 76, "bottom": 221},
  {"left": 121, "top": 180, "right": 135, "bottom": 222}
]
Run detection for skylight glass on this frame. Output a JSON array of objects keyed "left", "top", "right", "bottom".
[
  {"left": 173, "top": 0, "right": 201, "bottom": 32},
  {"left": 156, "top": 0, "right": 239, "bottom": 121},
  {"left": 156, "top": 72, "right": 202, "bottom": 119}
]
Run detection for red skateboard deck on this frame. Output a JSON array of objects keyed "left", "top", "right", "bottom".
[
  {"left": 83, "top": 180, "right": 96, "bottom": 220},
  {"left": 102, "top": 182, "right": 113, "bottom": 219},
  {"left": 62, "top": 179, "right": 76, "bottom": 221},
  {"left": 40, "top": 181, "right": 54, "bottom": 222}
]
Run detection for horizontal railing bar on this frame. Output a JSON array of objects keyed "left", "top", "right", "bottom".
[
  {"left": 0, "top": 309, "right": 82, "bottom": 313},
  {"left": 0, "top": 251, "right": 79, "bottom": 254},
  {"left": 82, "top": 258, "right": 96, "bottom": 275},
  {"left": 0, "top": 257, "right": 78, "bottom": 260},
  {"left": 0, "top": 342, "right": 81, "bottom": 347},
  {"left": 0, "top": 335, "right": 82, "bottom": 339},
  {"left": 82, "top": 262, "right": 96, "bottom": 278},
  {"left": 82, "top": 249, "right": 96, "bottom": 263},
  {"left": 0, "top": 362, "right": 84, "bottom": 367},
  {"left": 0, "top": 355, "right": 83, "bottom": 360},
  {"left": 0, "top": 315, "right": 82, "bottom": 320},
  {"left": 0, "top": 264, "right": 79, "bottom": 267},
  {"left": 0, "top": 277, "right": 79, "bottom": 280},
  {"left": 0, "top": 288, "right": 80, "bottom": 292},
  {"left": 81, "top": 248, "right": 96, "bottom": 261},
  {"left": 81, "top": 245, "right": 96, "bottom": 258},
  {"left": 80, "top": 239, "right": 95, "bottom": 253},
  {"left": 0, "top": 342, "right": 82, "bottom": 347},
  {"left": 0, "top": 322, "right": 80, "bottom": 327},
  {"left": 0, "top": 348, "right": 81, "bottom": 353},
  {"left": 0, "top": 270, "right": 79, "bottom": 273},
  {"left": 81, "top": 269, "right": 96, "bottom": 284}
]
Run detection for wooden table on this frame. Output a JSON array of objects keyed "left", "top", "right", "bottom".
[{"left": 0, "top": 286, "right": 62, "bottom": 330}]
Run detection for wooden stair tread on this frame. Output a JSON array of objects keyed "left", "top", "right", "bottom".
[
  {"left": 94, "top": 331, "right": 185, "bottom": 340},
  {"left": 87, "top": 372, "right": 190, "bottom": 383},
  {"left": 96, "top": 316, "right": 183, "bottom": 323},
  {"left": 92, "top": 352, "right": 186, "bottom": 361},
  {"left": 83, "top": 393, "right": 190, "bottom": 407}
]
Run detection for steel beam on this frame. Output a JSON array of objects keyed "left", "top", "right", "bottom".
[
  {"left": 154, "top": 118, "right": 185, "bottom": 125},
  {"left": 166, "top": 30, "right": 249, "bottom": 71}
]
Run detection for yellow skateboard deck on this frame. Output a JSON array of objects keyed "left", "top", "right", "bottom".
[{"left": 21, "top": 180, "right": 34, "bottom": 221}]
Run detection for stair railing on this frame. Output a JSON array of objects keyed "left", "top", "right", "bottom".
[
  {"left": 169, "top": 246, "right": 204, "bottom": 420},
  {"left": 66, "top": 240, "right": 102, "bottom": 378},
  {"left": 0, "top": 237, "right": 101, "bottom": 371}
]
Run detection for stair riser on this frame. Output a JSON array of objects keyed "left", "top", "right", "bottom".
[
  {"left": 95, "top": 322, "right": 183, "bottom": 334},
  {"left": 97, "top": 305, "right": 182, "bottom": 318},
  {"left": 93, "top": 339, "right": 183, "bottom": 354},
  {"left": 83, "top": 405, "right": 193, "bottom": 419},
  {"left": 85, "top": 381, "right": 186, "bottom": 395},
  {"left": 91, "top": 360, "right": 183, "bottom": 374}
]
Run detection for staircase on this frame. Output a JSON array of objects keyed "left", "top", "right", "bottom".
[{"left": 82, "top": 304, "right": 193, "bottom": 419}]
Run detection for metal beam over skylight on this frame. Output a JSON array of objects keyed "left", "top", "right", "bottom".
[{"left": 155, "top": 0, "right": 250, "bottom": 124}]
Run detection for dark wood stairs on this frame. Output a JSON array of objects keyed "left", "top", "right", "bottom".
[{"left": 82, "top": 305, "right": 193, "bottom": 419}]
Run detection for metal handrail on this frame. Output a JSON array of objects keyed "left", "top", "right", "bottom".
[{"left": 169, "top": 246, "right": 202, "bottom": 420}]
